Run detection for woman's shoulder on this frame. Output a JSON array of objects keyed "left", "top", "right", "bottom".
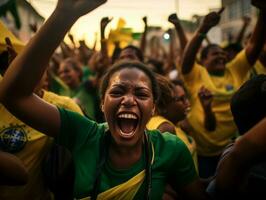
[
  {"left": 146, "top": 115, "right": 170, "bottom": 130},
  {"left": 147, "top": 129, "right": 187, "bottom": 150},
  {"left": 58, "top": 106, "right": 103, "bottom": 132}
]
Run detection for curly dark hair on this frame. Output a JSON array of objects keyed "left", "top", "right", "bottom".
[{"left": 155, "top": 74, "right": 175, "bottom": 115}]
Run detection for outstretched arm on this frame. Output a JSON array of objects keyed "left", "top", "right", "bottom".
[
  {"left": 168, "top": 13, "right": 188, "bottom": 54},
  {"left": 0, "top": 0, "right": 107, "bottom": 137},
  {"left": 181, "top": 8, "right": 224, "bottom": 75},
  {"left": 245, "top": 1, "right": 266, "bottom": 65},
  {"left": 235, "top": 16, "right": 251, "bottom": 45},
  {"left": 215, "top": 117, "right": 266, "bottom": 196},
  {"left": 140, "top": 16, "right": 148, "bottom": 56},
  {"left": 100, "top": 16, "right": 112, "bottom": 63}
]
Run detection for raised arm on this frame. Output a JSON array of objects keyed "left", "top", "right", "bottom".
[
  {"left": 235, "top": 16, "right": 251, "bottom": 45},
  {"left": 100, "top": 16, "right": 112, "bottom": 63},
  {"left": 215, "top": 117, "right": 266, "bottom": 196},
  {"left": 198, "top": 86, "right": 216, "bottom": 132},
  {"left": 0, "top": 0, "right": 107, "bottom": 137},
  {"left": 168, "top": 13, "right": 188, "bottom": 54},
  {"left": 245, "top": 1, "right": 266, "bottom": 65},
  {"left": 140, "top": 16, "right": 148, "bottom": 56},
  {"left": 181, "top": 8, "right": 224, "bottom": 74},
  {"left": 68, "top": 32, "right": 76, "bottom": 49}
]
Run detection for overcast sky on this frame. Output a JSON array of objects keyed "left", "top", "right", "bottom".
[{"left": 29, "top": 0, "right": 221, "bottom": 47}]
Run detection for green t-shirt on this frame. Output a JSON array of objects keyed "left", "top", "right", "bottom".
[
  {"left": 56, "top": 108, "right": 197, "bottom": 199},
  {"left": 70, "top": 82, "right": 102, "bottom": 122}
]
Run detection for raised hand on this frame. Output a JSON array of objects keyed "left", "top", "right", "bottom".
[
  {"left": 198, "top": 86, "right": 213, "bottom": 109},
  {"left": 5, "top": 37, "right": 17, "bottom": 65},
  {"left": 68, "top": 33, "right": 74, "bottom": 43},
  {"left": 202, "top": 7, "right": 224, "bottom": 29},
  {"left": 29, "top": 22, "right": 38, "bottom": 33},
  {"left": 168, "top": 13, "right": 180, "bottom": 25},
  {"left": 100, "top": 16, "right": 113, "bottom": 30},
  {"left": 142, "top": 16, "right": 147, "bottom": 26},
  {"left": 55, "top": 0, "right": 107, "bottom": 19}
]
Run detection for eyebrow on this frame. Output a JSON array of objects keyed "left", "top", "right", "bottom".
[{"left": 111, "top": 83, "right": 150, "bottom": 90}]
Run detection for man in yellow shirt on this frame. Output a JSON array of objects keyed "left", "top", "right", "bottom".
[{"left": 180, "top": 2, "right": 266, "bottom": 178}]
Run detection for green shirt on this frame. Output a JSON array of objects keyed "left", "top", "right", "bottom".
[
  {"left": 57, "top": 108, "right": 197, "bottom": 199},
  {"left": 70, "top": 82, "right": 102, "bottom": 122}
]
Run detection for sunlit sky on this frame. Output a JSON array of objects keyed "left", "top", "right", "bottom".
[{"left": 29, "top": 0, "right": 221, "bottom": 47}]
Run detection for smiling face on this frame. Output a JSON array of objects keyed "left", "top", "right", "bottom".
[
  {"left": 102, "top": 67, "right": 155, "bottom": 147},
  {"left": 202, "top": 46, "right": 227, "bottom": 74},
  {"left": 163, "top": 85, "right": 190, "bottom": 124}
]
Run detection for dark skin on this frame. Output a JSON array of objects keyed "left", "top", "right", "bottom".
[
  {"left": 68, "top": 32, "right": 76, "bottom": 48},
  {"left": 29, "top": 22, "right": 38, "bottom": 33},
  {"left": 181, "top": 5, "right": 266, "bottom": 75},
  {"left": 198, "top": 86, "right": 216, "bottom": 132},
  {"left": 168, "top": 13, "right": 188, "bottom": 54},
  {"left": 5, "top": 37, "right": 17, "bottom": 65},
  {"left": 140, "top": 16, "right": 148, "bottom": 56},
  {"left": 216, "top": 117, "right": 266, "bottom": 196},
  {"left": 0, "top": 0, "right": 209, "bottom": 199},
  {"left": 100, "top": 16, "right": 112, "bottom": 65}
]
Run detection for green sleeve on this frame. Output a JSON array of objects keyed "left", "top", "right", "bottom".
[
  {"left": 169, "top": 137, "right": 198, "bottom": 189},
  {"left": 56, "top": 107, "right": 103, "bottom": 152}
]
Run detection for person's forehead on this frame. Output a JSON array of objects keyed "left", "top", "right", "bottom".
[
  {"left": 175, "top": 85, "right": 185, "bottom": 95},
  {"left": 120, "top": 48, "right": 137, "bottom": 56},
  {"left": 109, "top": 68, "right": 152, "bottom": 87}
]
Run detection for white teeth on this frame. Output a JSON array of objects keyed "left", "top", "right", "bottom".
[
  {"left": 120, "top": 130, "right": 135, "bottom": 137},
  {"left": 118, "top": 113, "right": 137, "bottom": 119}
]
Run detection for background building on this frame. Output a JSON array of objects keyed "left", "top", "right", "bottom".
[
  {"left": 220, "top": 0, "right": 257, "bottom": 42},
  {"left": 0, "top": 0, "right": 44, "bottom": 42}
]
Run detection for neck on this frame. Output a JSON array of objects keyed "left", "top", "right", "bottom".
[
  {"left": 108, "top": 137, "right": 144, "bottom": 169},
  {"left": 208, "top": 70, "right": 225, "bottom": 76}
]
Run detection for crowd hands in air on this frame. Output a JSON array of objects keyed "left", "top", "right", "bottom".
[{"left": 0, "top": 0, "right": 266, "bottom": 199}]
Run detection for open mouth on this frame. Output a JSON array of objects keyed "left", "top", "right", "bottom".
[{"left": 117, "top": 113, "right": 139, "bottom": 138}]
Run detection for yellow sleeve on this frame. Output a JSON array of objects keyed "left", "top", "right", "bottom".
[
  {"left": 182, "top": 62, "right": 203, "bottom": 84},
  {"left": 60, "top": 97, "right": 84, "bottom": 115},
  {"left": 43, "top": 91, "right": 84, "bottom": 115},
  {"left": 227, "top": 50, "right": 251, "bottom": 85},
  {"left": 146, "top": 116, "right": 168, "bottom": 130}
]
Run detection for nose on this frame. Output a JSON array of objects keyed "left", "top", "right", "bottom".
[{"left": 121, "top": 94, "right": 136, "bottom": 107}]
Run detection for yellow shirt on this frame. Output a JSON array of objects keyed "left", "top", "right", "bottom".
[
  {"left": 251, "top": 60, "right": 266, "bottom": 77},
  {"left": 0, "top": 90, "right": 83, "bottom": 200},
  {"left": 183, "top": 50, "right": 251, "bottom": 156},
  {"left": 146, "top": 115, "right": 198, "bottom": 171}
]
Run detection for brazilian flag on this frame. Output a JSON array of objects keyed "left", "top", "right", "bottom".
[{"left": 0, "top": 0, "right": 21, "bottom": 29}]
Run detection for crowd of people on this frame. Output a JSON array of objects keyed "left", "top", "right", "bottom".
[{"left": 0, "top": 0, "right": 265, "bottom": 199}]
